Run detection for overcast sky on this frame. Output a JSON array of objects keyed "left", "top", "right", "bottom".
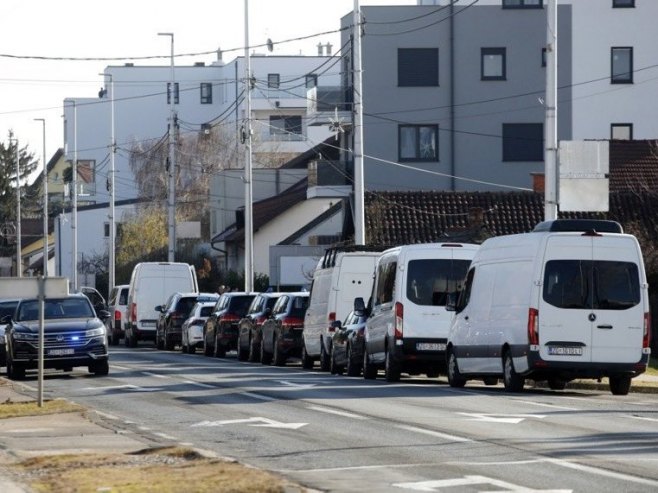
[{"left": 0, "top": 0, "right": 415, "bottom": 176}]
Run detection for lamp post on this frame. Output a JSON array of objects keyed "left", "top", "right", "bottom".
[
  {"left": 10, "top": 138, "right": 21, "bottom": 277},
  {"left": 158, "top": 32, "right": 176, "bottom": 262},
  {"left": 34, "top": 118, "right": 48, "bottom": 277},
  {"left": 100, "top": 73, "right": 116, "bottom": 297}
]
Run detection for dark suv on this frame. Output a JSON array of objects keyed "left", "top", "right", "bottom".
[
  {"left": 203, "top": 292, "right": 256, "bottom": 357},
  {"left": 156, "top": 292, "right": 219, "bottom": 350},
  {"left": 237, "top": 293, "right": 283, "bottom": 362},
  {"left": 3, "top": 294, "right": 110, "bottom": 380},
  {"left": 260, "top": 292, "right": 309, "bottom": 366}
]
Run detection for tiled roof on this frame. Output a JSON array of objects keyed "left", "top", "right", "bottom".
[{"left": 609, "top": 140, "right": 658, "bottom": 192}]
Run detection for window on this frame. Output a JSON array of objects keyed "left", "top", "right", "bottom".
[
  {"left": 104, "top": 222, "right": 110, "bottom": 238},
  {"left": 398, "top": 48, "right": 439, "bottom": 87},
  {"left": 481, "top": 48, "right": 506, "bottom": 80},
  {"left": 502, "top": 123, "right": 543, "bottom": 161},
  {"left": 613, "top": 0, "right": 634, "bottom": 7},
  {"left": 269, "top": 115, "right": 302, "bottom": 137},
  {"left": 399, "top": 125, "right": 438, "bottom": 161},
  {"left": 200, "top": 83, "right": 212, "bottom": 104},
  {"left": 305, "top": 74, "right": 318, "bottom": 88},
  {"left": 167, "top": 82, "right": 179, "bottom": 104},
  {"left": 503, "top": 0, "right": 543, "bottom": 8},
  {"left": 611, "top": 123, "right": 633, "bottom": 140},
  {"left": 268, "top": 73, "right": 280, "bottom": 89},
  {"left": 541, "top": 48, "right": 547, "bottom": 67},
  {"left": 611, "top": 47, "right": 633, "bottom": 83},
  {"left": 375, "top": 261, "right": 397, "bottom": 306},
  {"left": 406, "top": 259, "right": 471, "bottom": 306}
]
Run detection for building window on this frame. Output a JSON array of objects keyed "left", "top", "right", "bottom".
[
  {"left": 398, "top": 48, "right": 439, "bottom": 87},
  {"left": 200, "top": 83, "right": 212, "bottom": 104},
  {"left": 613, "top": 0, "right": 634, "bottom": 7},
  {"left": 167, "top": 82, "right": 179, "bottom": 104},
  {"left": 399, "top": 125, "right": 439, "bottom": 162},
  {"left": 541, "top": 48, "right": 547, "bottom": 67},
  {"left": 268, "top": 73, "right": 280, "bottom": 89},
  {"left": 305, "top": 74, "right": 318, "bottom": 88},
  {"left": 611, "top": 47, "right": 633, "bottom": 83},
  {"left": 611, "top": 123, "right": 633, "bottom": 140},
  {"left": 481, "top": 48, "right": 506, "bottom": 80},
  {"left": 270, "top": 115, "right": 302, "bottom": 137},
  {"left": 502, "top": 123, "right": 543, "bottom": 162},
  {"left": 104, "top": 222, "right": 110, "bottom": 238},
  {"left": 503, "top": 0, "right": 543, "bottom": 8}
]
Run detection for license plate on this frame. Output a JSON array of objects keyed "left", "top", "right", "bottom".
[
  {"left": 547, "top": 346, "right": 583, "bottom": 356},
  {"left": 416, "top": 342, "right": 446, "bottom": 351},
  {"left": 141, "top": 321, "right": 156, "bottom": 327},
  {"left": 48, "top": 348, "right": 74, "bottom": 356}
]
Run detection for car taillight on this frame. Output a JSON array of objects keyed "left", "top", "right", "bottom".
[
  {"left": 114, "top": 310, "right": 122, "bottom": 322},
  {"left": 328, "top": 312, "right": 337, "bottom": 332},
  {"left": 394, "top": 302, "right": 403, "bottom": 339},
  {"left": 281, "top": 317, "right": 303, "bottom": 329},
  {"left": 256, "top": 316, "right": 266, "bottom": 325},
  {"left": 643, "top": 312, "right": 651, "bottom": 349},
  {"left": 171, "top": 312, "right": 184, "bottom": 321},
  {"left": 220, "top": 313, "right": 240, "bottom": 323},
  {"left": 131, "top": 303, "right": 137, "bottom": 322},
  {"left": 527, "top": 308, "right": 539, "bottom": 345}
]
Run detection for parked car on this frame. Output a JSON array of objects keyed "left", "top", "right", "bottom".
[
  {"left": 106, "top": 284, "right": 129, "bottom": 345},
  {"left": 330, "top": 309, "right": 368, "bottom": 376},
  {"left": 203, "top": 292, "right": 257, "bottom": 357},
  {"left": 3, "top": 294, "right": 110, "bottom": 380},
  {"left": 80, "top": 286, "right": 108, "bottom": 315},
  {"left": 156, "top": 292, "right": 219, "bottom": 350},
  {"left": 237, "top": 293, "right": 283, "bottom": 362},
  {"left": 181, "top": 301, "right": 217, "bottom": 354},
  {"left": 0, "top": 298, "right": 21, "bottom": 367},
  {"left": 260, "top": 292, "right": 309, "bottom": 366}
]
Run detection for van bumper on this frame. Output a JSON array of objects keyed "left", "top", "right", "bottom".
[
  {"left": 525, "top": 350, "right": 650, "bottom": 380},
  {"left": 391, "top": 338, "right": 447, "bottom": 373}
]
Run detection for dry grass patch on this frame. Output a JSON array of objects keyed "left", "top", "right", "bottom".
[
  {"left": 0, "top": 399, "right": 83, "bottom": 419},
  {"left": 17, "top": 447, "right": 289, "bottom": 493}
]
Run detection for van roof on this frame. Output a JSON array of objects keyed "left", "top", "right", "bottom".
[{"left": 532, "top": 219, "right": 623, "bottom": 234}]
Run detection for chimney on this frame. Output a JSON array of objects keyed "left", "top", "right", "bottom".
[
  {"left": 317, "top": 42, "right": 323, "bottom": 56},
  {"left": 530, "top": 173, "right": 545, "bottom": 193},
  {"left": 326, "top": 42, "right": 333, "bottom": 55}
]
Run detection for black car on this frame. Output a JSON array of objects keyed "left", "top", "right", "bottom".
[
  {"left": 0, "top": 298, "right": 21, "bottom": 367},
  {"left": 203, "top": 292, "right": 256, "bottom": 357},
  {"left": 260, "top": 292, "right": 309, "bottom": 366},
  {"left": 3, "top": 295, "right": 110, "bottom": 380},
  {"left": 237, "top": 293, "right": 283, "bottom": 362},
  {"left": 156, "top": 292, "right": 219, "bottom": 350},
  {"left": 330, "top": 309, "right": 368, "bottom": 376}
]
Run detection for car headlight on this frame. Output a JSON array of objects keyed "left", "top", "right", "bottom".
[
  {"left": 13, "top": 332, "right": 38, "bottom": 341},
  {"left": 86, "top": 327, "right": 106, "bottom": 338}
]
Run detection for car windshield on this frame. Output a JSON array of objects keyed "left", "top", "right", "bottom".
[{"left": 17, "top": 298, "right": 95, "bottom": 321}]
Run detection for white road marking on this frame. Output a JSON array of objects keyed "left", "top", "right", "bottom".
[
  {"left": 394, "top": 474, "right": 571, "bottom": 492},
  {"left": 5, "top": 428, "right": 54, "bottom": 433},
  {"left": 142, "top": 371, "right": 169, "bottom": 379},
  {"left": 511, "top": 399, "right": 579, "bottom": 411},
  {"left": 396, "top": 424, "right": 472, "bottom": 443},
  {"left": 154, "top": 432, "right": 177, "bottom": 440},
  {"left": 241, "top": 392, "right": 275, "bottom": 402},
  {"left": 276, "top": 462, "right": 441, "bottom": 473},
  {"left": 109, "top": 364, "right": 131, "bottom": 370},
  {"left": 81, "top": 384, "right": 139, "bottom": 391},
  {"left": 94, "top": 410, "right": 120, "bottom": 420},
  {"left": 458, "top": 413, "right": 547, "bottom": 424},
  {"left": 306, "top": 405, "right": 366, "bottom": 420},
  {"left": 545, "top": 458, "right": 658, "bottom": 488},
  {"left": 622, "top": 415, "right": 658, "bottom": 423},
  {"left": 191, "top": 417, "right": 307, "bottom": 430},
  {"left": 183, "top": 380, "right": 215, "bottom": 389}
]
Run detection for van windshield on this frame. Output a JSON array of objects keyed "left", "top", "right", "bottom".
[
  {"left": 543, "top": 260, "right": 640, "bottom": 310},
  {"left": 406, "top": 259, "right": 471, "bottom": 306}
]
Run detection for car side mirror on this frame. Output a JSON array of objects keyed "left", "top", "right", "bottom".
[
  {"left": 354, "top": 297, "right": 365, "bottom": 313},
  {"left": 98, "top": 310, "right": 111, "bottom": 321},
  {"left": 155, "top": 305, "right": 163, "bottom": 312},
  {"left": 331, "top": 320, "right": 342, "bottom": 330}
]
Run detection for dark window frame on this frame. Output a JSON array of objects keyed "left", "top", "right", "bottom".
[
  {"left": 305, "top": 74, "right": 318, "bottom": 88},
  {"left": 398, "top": 124, "right": 439, "bottom": 162},
  {"left": 267, "top": 73, "right": 280, "bottom": 89},
  {"left": 611, "top": 46, "right": 633, "bottom": 84},
  {"left": 541, "top": 48, "right": 547, "bottom": 67},
  {"left": 502, "top": 123, "right": 544, "bottom": 162},
  {"left": 200, "top": 82, "right": 213, "bottom": 104},
  {"left": 613, "top": 0, "right": 635, "bottom": 8},
  {"left": 502, "top": 0, "right": 543, "bottom": 9},
  {"left": 269, "top": 115, "right": 303, "bottom": 136},
  {"left": 481, "top": 47, "right": 507, "bottom": 81},
  {"left": 611, "top": 123, "right": 633, "bottom": 140},
  {"left": 397, "top": 48, "right": 439, "bottom": 87}
]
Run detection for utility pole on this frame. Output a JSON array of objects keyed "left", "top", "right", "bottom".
[
  {"left": 243, "top": 0, "right": 254, "bottom": 292},
  {"left": 99, "top": 73, "right": 116, "bottom": 296},
  {"left": 353, "top": 0, "right": 365, "bottom": 245},
  {"left": 34, "top": 118, "right": 48, "bottom": 277},
  {"left": 159, "top": 32, "right": 177, "bottom": 262},
  {"left": 72, "top": 102, "right": 78, "bottom": 291},
  {"left": 544, "top": 0, "right": 558, "bottom": 220},
  {"left": 11, "top": 138, "right": 21, "bottom": 277}
]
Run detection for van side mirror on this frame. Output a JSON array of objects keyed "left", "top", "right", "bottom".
[
  {"left": 331, "top": 320, "right": 342, "bottom": 330},
  {"left": 445, "top": 293, "right": 458, "bottom": 312},
  {"left": 155, "top": 305, "right": 163, "bottom": 312},
  {"left": 354, "top": 297, "right": 366, "bottom": 314}
]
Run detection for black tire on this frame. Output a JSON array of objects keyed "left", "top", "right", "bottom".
[
  {"left": 272, "top": 335, "right": 286, "bottom": 367},
  {"left": 363, "top": 348, "right": 377, "bottom": 380},
  {"left": 503, "top": 351, "right": 525, "bottom": 392},
  {"left": 180, "top": 334, "right": 188, "bottom": 354},
  {"left": 188, "top": 344, "right": 196, "bottom": 355},
  {"left": 447, "top": 350, "right": 467, "bottom": 388},
  {"left": 124, "top": 331, "right": 131, "bottom": 347},
  {"left": 384, "top": 347, "right": 401, "bottom": 382},
  {"left": 128, "top": 333, "right": 138, "bottom": 348},
  {"left": 609, "top": 375, "right": 632, "bottom": 396},
  {"left": 483, "top": 377, "right": 499, "bottom": 386},
  {"left": 214, "top": 333, "right": 226, "bottom": 358},
  {"left": 164, "top": 327, "right": 175, "bottom": 351},
  {"left": 7, "top": 356, "right": 25, "bottom": 380},
  {"left": 89, "top": 359, "right": 109, "bottom": 376},
  {"left": 111, "top": 333, "right": 120, "bottom": 346},
  {"left": 330, "top": 345, "right": 344, "bottom": 375},
  {"left": 260, "top": 339, "right": 272, "bottom": 365},
  {"left": 203, "top": 339, "right": 213, "bottom": 356},
  {"left": 248, "top": 336, "right": 260, "bottom": 363},
  {"left": 237, "top": 342, "right": 249, "bottom": 361},
  {"left": 346, "top": 344, "right": 361, "bottom": 377},
  {"left": 156, "top": 332, "right": 164, "bottom": 350},
  {"left": 426, "top": 369, "right": 440, "bottom": 379},
  {"left": 319, "top": 340, "right": 331, "bottom": 372},
  {"left": 547, "top": 378, "right": 567, "bottom": 390},
  {"left": 301, "top": 343, "right": 314, "bottom": 369}
]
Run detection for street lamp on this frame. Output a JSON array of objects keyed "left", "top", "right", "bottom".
[
  {"left": 158, "top": 32, "right": 176, "bottom": 262},
  {"left": 34, "top": 118, "right": 48, "bottom": 277},
  {"left": 99, "top": 73, "right": 116, "bottom": 297}
]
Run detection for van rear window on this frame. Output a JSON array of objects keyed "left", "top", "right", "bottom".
[
  {"left": 543, "top": 260, "right": 640, "bottom": 310},
  {"left": 406, "top": 259, "right": 471, "bottom": 306}
]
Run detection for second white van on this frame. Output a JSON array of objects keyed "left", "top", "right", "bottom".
[
  {"left": 125, "top": 262, "right": 198, "bottom": 347},
  {"left": 446, "top": 219, "right": 651, "bottom": 395}
]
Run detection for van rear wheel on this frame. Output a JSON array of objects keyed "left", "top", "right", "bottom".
[
  {"left": 384, "top": 347, "right": 401, "bottom": 382},
  {"left": 301, "top": 344, "right": 314, "bottom": 369},
  {"left": 503, "top": 352, "right": 525, "bottom": 392},
  {"left": 609, "top": 375, "right": 632, "bottom": 396},
  {"left": 363, "top": 350, "right": 377, "bottom": 380},
  {"left": 346, "top": 344, "right": 361, "bottom": 377},
  {"left": 320, "top": 341, "right": 331, "bottom": 372},
  {"left": 547, "top": 378, "right": 568, "bottom": 390},
  {"left": 447, "top": 351, "right": 466, "bottom": 388}
]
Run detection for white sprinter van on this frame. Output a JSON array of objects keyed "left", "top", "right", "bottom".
[
  {"left": 447, "top": 219, "right": 651, "bottom": 395},
  {"left": 302, "top": 246, "right": 383, "bottom": 371},
  {"left": 361, "top": 242, "right": 479, "bottom": 381},
  {"left": 125, "top": 262, "right": 198, "bottom": 347}
]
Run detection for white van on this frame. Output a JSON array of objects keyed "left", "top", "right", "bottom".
[
  {"left": 302, "top": 246, "right": 383, "bottom": 370},
  {"left": 447, "top": 219, "right": 651, "bottom": 395},
  {"left": 361, "top": 243, "right": 479, "bottom": 381},
  {"left": 125, "top": 262, "right": 198, "bottom": 347}
]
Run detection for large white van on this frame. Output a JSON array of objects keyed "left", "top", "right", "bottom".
[
  {"left": 447, "top": 219, "right": 651, "bottom": 395},
  {"left": 360, "top": 242, "right": 479, "bottom": 381},
  {"left": 302, "top": 246, "right": 383, "bottom": 370},
  {"left": 125, "top": 262, "right": 198, "bottom": 347}
]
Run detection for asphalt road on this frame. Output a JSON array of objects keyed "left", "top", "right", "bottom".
[{"left": 29, "top": 346, "right": 658, "bottom": 493}]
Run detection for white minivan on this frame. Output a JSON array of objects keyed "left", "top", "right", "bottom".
[
  {"left": 360, "top": 242, "right": 479, "bottom": 381},
  {"left": 125, "top": 262, "right": 198, "bottom": 347},
  {"left": 447, "top": 219, "right": 651, "bottom": 395},
  {"left": 302, "top": 246, "right": 383, "bottom": 370}
]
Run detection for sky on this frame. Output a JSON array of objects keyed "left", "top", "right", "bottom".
[{"left": 0, "top": 0, "right": 415, "bottom": 177}]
